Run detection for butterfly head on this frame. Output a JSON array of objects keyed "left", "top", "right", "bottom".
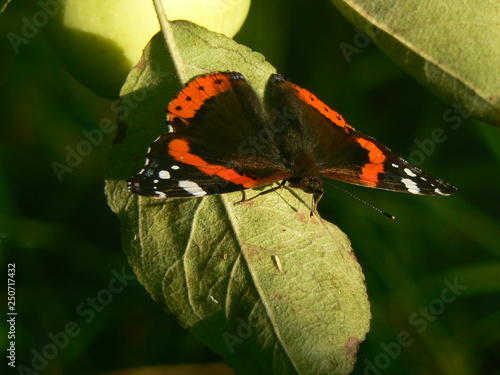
[{"left": 287, "top": 176, "right": 324, "bottom": 196}]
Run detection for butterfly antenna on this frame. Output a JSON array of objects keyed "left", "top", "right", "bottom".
[{"left": 325, "top": 181, "right": 395, "bottom": 219}]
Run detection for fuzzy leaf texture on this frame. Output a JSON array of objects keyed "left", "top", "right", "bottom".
[
  {"left": 332, "top": 0, "right": 500, "bottom": 126},
  {"left": 105, "top": 21, "right": 370, "bottom": 375}
]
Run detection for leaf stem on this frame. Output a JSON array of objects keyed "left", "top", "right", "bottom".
[{"left": 152, "top": 0, "right": 188, "bottom": 84}]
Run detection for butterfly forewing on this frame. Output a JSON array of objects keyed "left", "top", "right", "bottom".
[{"left": 128, "top": 72, "right": 290, "bottom": 198}]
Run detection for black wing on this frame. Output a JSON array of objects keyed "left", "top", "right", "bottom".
[
  {"left": 128, "top": 72, "right": 291, "bottom": 198},
  {"left": 265, "top": 74, "right": 456, "bottom": 195}
]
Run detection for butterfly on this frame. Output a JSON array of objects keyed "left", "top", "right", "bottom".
[{"left": 128, "top": 72, "right": 456, "bottom": 212}]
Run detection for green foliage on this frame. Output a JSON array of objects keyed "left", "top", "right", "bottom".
[
  {"left": 0, "top": 0, "right": 10, "bottom": 13},
  {"left": 331, "top": 0, "right": 500, "bottom": 126},
  {"left": 1, "top": 1, "right": 498, "bottom": 374},
  {"left": 106, "top": 22, "right": 370, "bottom": 375}
]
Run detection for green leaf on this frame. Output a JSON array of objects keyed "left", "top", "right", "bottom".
[
  {"left": 105, "top": 21, "right": 370, "bottom": 375},
  {"left": 331, "top": 0, "right": 500, "bottom": 126},
  {"left": 0, "top": 0, "right": 10, "bottom": 13}
]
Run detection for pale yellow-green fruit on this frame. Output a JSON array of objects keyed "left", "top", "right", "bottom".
[{"left": 46, "top": 0, "right": 251, "bottom": 99}]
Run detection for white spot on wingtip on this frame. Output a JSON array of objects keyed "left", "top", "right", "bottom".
[
  {"left": 159, "top": 170, "right": 171, "bottom": 179},
  {"left": 404, "top": 168, "right": 417, "bottom": 177},
  {"left": 171, "top": 165, "right": 180, "bottom": 170},
  {"left": 435, "top": 187, "right": 445, "bottom": 195},
  {"left": 401, "top": 178, "right": 421, "bottom": 194},
  {"left": 178, "top": 180, "right": 206, "bottom": 196}
]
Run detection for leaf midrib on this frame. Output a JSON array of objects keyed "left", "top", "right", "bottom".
[
  {"left": 343, "top": 0, "right": 493, "bottom": 105},
  {"left": 220, "top": 195, "right": 301, "bottom": 374}
]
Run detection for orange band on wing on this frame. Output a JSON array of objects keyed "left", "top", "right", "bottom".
[
  {"left": 168, "top": 73, "right": 234, "bottom": 124},
  {"left": 355, "top": 137, "right": 386, "bottom": 186},
  {"left": 292, "top": 84, "right": 354, "bottom": 131},
  {"left": 168, "top": 139, "right": 257, "bottom": 187}
]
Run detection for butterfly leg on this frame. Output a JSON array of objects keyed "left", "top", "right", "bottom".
[
  {"left": 310, "top": 190, "right": 324, "bottom": 217},
  {"left": 239, "top": 190, "right": 246, "bottom": 203},
  {"left": 234, "top": 180, "right": 287, "bottom": 206}
]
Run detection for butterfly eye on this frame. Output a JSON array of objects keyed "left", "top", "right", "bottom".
[{"left": 300, "top": 177, "right": 323, "bottom": 195}]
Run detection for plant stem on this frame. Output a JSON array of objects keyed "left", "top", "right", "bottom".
[{"left": 152, "top": 0, "right": 188, "bottom": 84}]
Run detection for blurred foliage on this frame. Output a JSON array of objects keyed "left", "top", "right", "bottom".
[{"left": 0, "top": 1, "right": 498, "bottom": 375}]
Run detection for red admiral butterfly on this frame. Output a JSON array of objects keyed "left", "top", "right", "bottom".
[{"left": 128, "top": 72, "right": 456, "bottom": 209}]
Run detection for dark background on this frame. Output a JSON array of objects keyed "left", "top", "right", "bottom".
[{"left": 1, "top": 1, "right": 498, "bottom": 374}]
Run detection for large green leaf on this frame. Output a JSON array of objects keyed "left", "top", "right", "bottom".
[
  {"left": 105, "top": 21, "right": 370, "bottom": 375},
  {"left": 332, "top": 0, "right": 500, "bottom": 126}
]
